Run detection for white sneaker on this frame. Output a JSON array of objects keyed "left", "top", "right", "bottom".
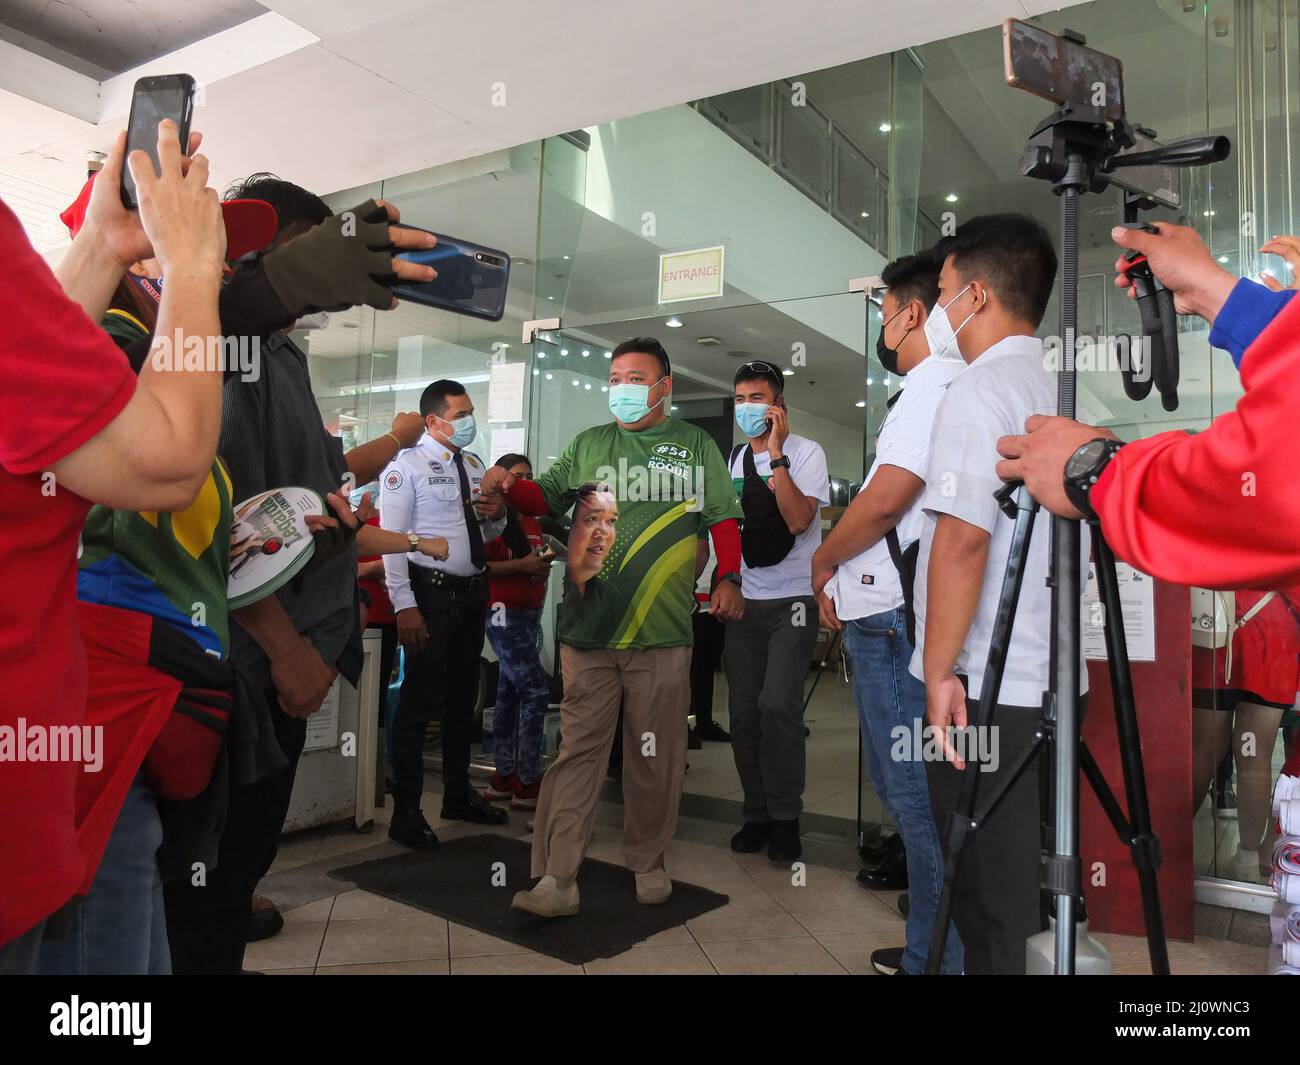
[
  {"left": 511, "top": 875, "right": 579, "bottom": 917},
  {"left": 635, "top": 868, "right": 673, "bottom": 905}
]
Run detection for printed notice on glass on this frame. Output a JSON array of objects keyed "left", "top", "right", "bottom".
[
  {"left": 304, "top": 678, "right": 341, "bottom": 752},
  {"left": 658, "top": 245, "right": 725, "bottom": 304},
  {"left": 1081, "top": 561, "right": 1155, "bottom": 662},
  {"left": 488, "top": 361, "right": 526, "bottom": 423},
  {"left": 489, "top": 426, "right": 527, "bottom": 465}
]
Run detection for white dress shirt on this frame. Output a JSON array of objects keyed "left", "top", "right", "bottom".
[
  {"left": 907, "top": 335, "right": 1090, "bottom": 707},
  {"left": 828, "top": 353, "right": 961, "bottom": 621},
  {"left": 379, "top": 432, "right": 506, "bottom": 613}
]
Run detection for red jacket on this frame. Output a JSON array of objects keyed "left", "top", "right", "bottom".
[{"left": 1094, "top": 291, "right": 1300, "bottom": 590}]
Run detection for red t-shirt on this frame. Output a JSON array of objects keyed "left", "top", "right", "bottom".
[
  {"left": 358, "top": 515, "right": 395, "bottom": 625},
  {"left": 486, "top": 514, "right": 547, "bottom": 610},
  {"left": 0, "top": 200, "right": 137, "bottom": 944}
]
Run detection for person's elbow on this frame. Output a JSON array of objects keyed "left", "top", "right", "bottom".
[
  {"left": 785, "top": 500, "right": 820, "bottom": 536},
  {"left": 133, "top": 465, "right": 211, "bottom": 512}
]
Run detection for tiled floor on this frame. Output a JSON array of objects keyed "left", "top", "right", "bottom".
[{"left": 247, "top": 779, "right": 1267, "bottom": 976}]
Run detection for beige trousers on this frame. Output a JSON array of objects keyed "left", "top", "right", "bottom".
[{"left": 530, "top": 644, "right": 692, "bottom": 880}]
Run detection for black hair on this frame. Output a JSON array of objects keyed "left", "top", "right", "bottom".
[
  {"left": 941, "top": 213, "right": 1058, "bottom": 327},
  {"left": 419, "top": 379, "right": 467, "bottom": 418},
  {"left": 223, "top": 172, "right": 330, "bottom": 239},
  {"left": 732, "top": 360, "right": 784, "bottom": 396},
  {"left": 881, "top": 250, "right": 941, "bottom": 313},
  {"left": 495, "top": 453, "right": 531, "bottom": 471},
  {"left": 611, "top": 336, "right": 671, "bottom": 378}
]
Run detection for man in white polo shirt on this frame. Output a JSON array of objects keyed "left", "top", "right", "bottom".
[
  {"left": 813, "top": 250, "right": 964, "bottom": 977},
  {"left": 725, "top": 361, "right": 830, "bottom": 864},
  {"left": 911, "top": 214, "right": 1089, "bottom": 975}
]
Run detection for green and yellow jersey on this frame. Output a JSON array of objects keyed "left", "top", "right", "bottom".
[{"left": 542, "top": 418, "right": 741, "bottom": 651}]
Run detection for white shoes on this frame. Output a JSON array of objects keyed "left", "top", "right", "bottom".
[
  {"left": 511, "top": 875, "right": 580, "bottom": 917},
  {"left": 635, "top": 868, "right": 673, "bottom": 905}
]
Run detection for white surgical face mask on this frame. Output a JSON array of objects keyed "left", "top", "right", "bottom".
[
  {"left": 294, "top": 311, "right": 332, "bottom": 332},
  {"left": 923, "top": 284, "right": 982, "bottom": 362}
]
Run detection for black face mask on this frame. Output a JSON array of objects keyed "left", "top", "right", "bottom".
[{"left": 876, "top": 305, "right": 911, "bottom": 377}]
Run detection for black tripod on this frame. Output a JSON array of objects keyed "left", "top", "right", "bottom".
[{"left": 923, "top": 105, "right": 1226, "bottom": 975}]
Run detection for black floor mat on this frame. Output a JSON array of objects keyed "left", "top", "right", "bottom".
[{"left": 329, "top": 834, "right": 728, "bottom": 965}]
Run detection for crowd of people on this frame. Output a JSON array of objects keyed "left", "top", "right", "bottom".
[{"left": 3, "top": 115, "right": 1300, "bottom": 978}]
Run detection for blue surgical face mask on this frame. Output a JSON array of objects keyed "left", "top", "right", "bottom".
[
  {"left": 440, "top": 413, "right": 477, "bottom": 449},
  {"left": 608, "top": 379, "right": 666, "bottom": 424},
  {"left": 735, "top": 402, "right": 770, "bottom": 438}
]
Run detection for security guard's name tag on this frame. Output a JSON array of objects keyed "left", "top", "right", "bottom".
[{"left": 429, "top": 475, "right": 456, "bottom": 486}]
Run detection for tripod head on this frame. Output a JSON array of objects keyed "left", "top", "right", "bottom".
[{"left": 1020, "top": 106, "right": 1228, "bottom": 412}]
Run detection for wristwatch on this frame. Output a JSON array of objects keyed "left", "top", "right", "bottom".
[
  {"left": 405, "top": 532, "right": 421, "bottom": 551},
  {"left": 769, "top": 455, "right": 790, "bottom": 472},
  {"left": 1063, "top": 438, "right": 1124, "bottom": 521},
  {"left": 719, "top": 571, "right": 742, "bottom": 587}
]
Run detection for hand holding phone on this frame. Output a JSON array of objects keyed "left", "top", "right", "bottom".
[
  {"left": 390, "top": 223, "right": 511, "bottom": 321},
  {"left": 121, "top": 74, "right": 197, "bottom": 209}
]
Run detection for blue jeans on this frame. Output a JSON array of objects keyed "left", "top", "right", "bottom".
[
  {"left": 39, "top": 774, "right": 170, "bottom": 975},
  {"left": 486, "top": 607, "right": 549, "bottom": 785},
  {"left": 844, "top": 606, "right": 963, "bottom": 975}
]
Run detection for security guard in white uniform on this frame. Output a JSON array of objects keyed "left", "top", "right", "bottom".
[{"left": 381, "top": 379, "right": 510, "bottom": 848}]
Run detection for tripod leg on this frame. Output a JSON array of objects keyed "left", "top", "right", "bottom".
[
  {"left": 1091, "top": 532, "right": 1170, "bottom": 975},
  {"left": 925, "top": 486, "right": 1039, "bottom": 974}
]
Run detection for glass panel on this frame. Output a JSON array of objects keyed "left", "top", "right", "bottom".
[
  {"left": 696, "top": 84, "right": 773, "bottom": 158},
  {"left": 776, "top": 83, "right": 832, "bottom": 207}
]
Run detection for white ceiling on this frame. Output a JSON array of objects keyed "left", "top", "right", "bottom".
[{"left": 0, "top": 0, "right": 1084, "bottom": 248}]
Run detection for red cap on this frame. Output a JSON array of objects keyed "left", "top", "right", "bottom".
[{"left": 60, "top": 171, "right": 278, "bottom": 260}]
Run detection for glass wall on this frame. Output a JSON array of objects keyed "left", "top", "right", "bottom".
[{"left": 296, "top": 0, "right": 1300, "bottom": 909}]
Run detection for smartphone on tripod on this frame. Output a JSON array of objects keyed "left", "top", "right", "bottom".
[{"left": 1003, "top": 18, "right": 1124, "bottom": 123}]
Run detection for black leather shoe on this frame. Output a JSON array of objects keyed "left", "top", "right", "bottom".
[
  {"left": 855, "top": 856, "right": 907, "bottom": 891},
  {"left": 859, "top": 832, "right": 904, "bottom": 869},
  {"left": 768, "top": 818, "right": 802, "bottom": 863},
  {"left": 871, "top": 946, "right": 907, "bottom": 975},
  {"left": 388, "top": 806, "right": 441, "bottom": 850},
  {"left": 245, "top": 904, "right": 284, "bottom": 943},
  {"left": 696, "top": 721, "right": 731, "bottom": 743},
  {"left": 441, "top": 789, "right": 509, "bottom": 825},
  {"left": 730, "top": 821, "right": 770, "bottom": 853},
  {"left": 898, "top": 892, "right": 910, "bottom": 918},
  {"left": 687, "top": 728, "right": 703, "bottom": 750}
]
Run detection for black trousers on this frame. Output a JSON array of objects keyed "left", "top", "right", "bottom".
[
  {"left": 164, "top": 698, "right": 306, "bottom": 975},
  {"left": 391, "top": 577, "right": 487, "bottom": 808},
  {"left": 689, "top": 609, "right": 725, "bottom": 730},
  {"left": 926, "top": 699, "right": 1043, "bottom": 976}
]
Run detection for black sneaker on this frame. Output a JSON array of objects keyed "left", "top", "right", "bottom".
[
  {"left": 871, "top": 946, "right": 906, "bottom": 975},
  {"left": 696, "top": 721, "right": 731, "bottom": 743},
  {"left": 687, "top": 728, "right": 703, "bottom": 750},
  {"left": 730, "top": 821, "right": 771, "bottom": 853},
  {"left": 441, "top": 789, "right": 509, "bottom": 825},
  {"left": 768, "top": 818, "right": 802, "bottom": 863},
  {"left": 388, "top": 806, "right": 441, "bottom": 850}
]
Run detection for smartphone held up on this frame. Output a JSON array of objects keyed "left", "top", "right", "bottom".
[{"left": 120, "top": 74, "right": 197, "bottom": 209}]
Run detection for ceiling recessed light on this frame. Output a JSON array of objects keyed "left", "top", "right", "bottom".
[
  {"left": 533, "top": 369, "right": 540, "bottom": 375},
  {"left": 582, "top": 349, "right": 590, "bottom": 357},
  {"left": 537, "top": 352, "right": 546, "bottom": 359},
  {"left": 855, "top": 400, "right": 866, "bottom": 408},
  {"left": 1218, "top": 255, "right": 1229, "bottom": 263},
  {"left": 945, "top": 193, "right": 959, "bottom": 203},
  {"left": 666, "top": 316, "right": 683, "bottom": 328},
  {"left": 860, "top": 211, "right": 870, "bottom": 218},
  {"left": 879, "top": 122, "right": 892, "bottom": 133},
  {"left": 561, "top": 348, "right": 569, "bottom": 356},
  {"left": 671, "top": 405, "right": 679, "bottom": 411},
  {"left": 562, "top": 255, "right": 571, "bottom": 260},
  {"left": 584, "top": 382, "right": 592, "bottom": 390},
  {"left": 545, "top": 373, "right": 554, "bottom": 380},
  {"left": 601, "top": 386, "right": 609, "bottom": 392},
  {"left": 547, "top": 295, "right": 555, "bottom": 300},
  {"left": 867, "top": 377, "right": 874, "bottom": 386},
  {"left": 604, "top": 351, "right": 612, "bottom": 359},
  {"left": 782, "top": 369, "right": 794, "bottom": 376}
]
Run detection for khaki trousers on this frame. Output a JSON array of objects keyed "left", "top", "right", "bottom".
[{"left": 531, "top": 644, "right": 692, "bottom": 880}]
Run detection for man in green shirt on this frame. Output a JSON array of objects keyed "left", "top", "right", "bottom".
[{"left": 482, "top": 337, "right": 744, "bottom": 917}]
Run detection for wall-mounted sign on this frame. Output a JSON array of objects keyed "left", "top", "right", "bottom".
[{"left": 658, "top": 245, "right": 726, "bottom": 304}]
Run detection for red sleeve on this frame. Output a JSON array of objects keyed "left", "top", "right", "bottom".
[
  {"left": 505, "top": 477, "right": 549, "bottom": 516},
  {"left": 0, "top": 201, "right": 136, "bottom": 474},
  {"left": 1093, "top": 292, "right": 1300, "bottom": 590},
  {"left": 708, "top": 518, "right": 741, "bottom": 576}
]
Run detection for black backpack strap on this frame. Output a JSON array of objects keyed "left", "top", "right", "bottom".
[
  {"left": 729, "top": 443, "right": 746, "bottom": 469},
  {"left": 885, "top": 526, "right": 918, "bottom": 647},
  {"left": 743, "top": 444, "right": 757, "bottom": 480}
]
